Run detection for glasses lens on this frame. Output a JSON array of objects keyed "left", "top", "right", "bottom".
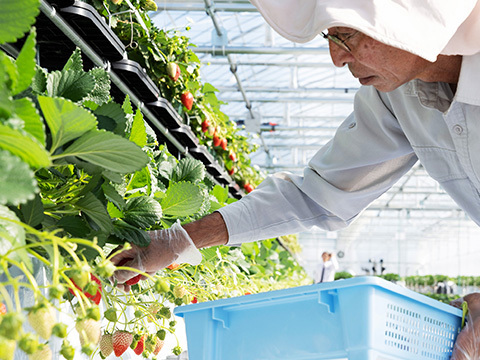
[{"left": 328, "top": 35, "right": 350, "bottom": 52}]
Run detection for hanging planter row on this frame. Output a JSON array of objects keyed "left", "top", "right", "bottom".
[{"left": 13, "top": 0, "right": 251, "bottom": 198}]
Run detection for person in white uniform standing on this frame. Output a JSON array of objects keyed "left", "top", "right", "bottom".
[
  {"left": 315, "top": 252, "right": 339, "bottom": 283},
  {"left": 111, "top": 1, "right": 480, "bottom": 358}
]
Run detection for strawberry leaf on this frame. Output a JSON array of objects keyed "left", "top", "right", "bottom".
[
  {"left": 173, "top": 157, "right": 205, "bottom": 183},
  {"left": 13, "top": 97, "right": 45, "bottom": 146},
  {"left": 112, "top": 219, "right": 151, "bottom": 246},
  {"left": 46, "top": 69, "right": 95, "bottom": 102},
  {"left": 38, "top": 96, "right": 97, "bottom": 152},
  {"left": 161, "top": 181, "right": 204, "bottom": 217},
  {"left": 0, "top": 123, "right": 50, "bottom": 168},
  {"left": 123, "top": 196, "right": 162, "bottom": 229},
  {"left": 0, "top": 205, "right": 31, "bottom": 272},
  {"left": 12, "top": 29, "right": 37, "bottom": 95},
  {"left": 59, "top": 130, "right": 149, "bottom": 173},
  {"left": 129, "top": 109, "right": 147, "bottom": 148},
  {"left": 0, "top": 0, "right": 40, "bottom": 44},
  {"left": 0, "top": 149, "right": 37, "bottom": 206},
  {"left": 74, "top": 193, "right": 114, "bottom": 233}
]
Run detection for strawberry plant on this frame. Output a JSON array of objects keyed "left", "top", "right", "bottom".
[
  {"left": 85, "top": 0, "right": 264, "bottom": 189},
  {"left": 0, "top": 2, "right": 308, "bottom": 359}
]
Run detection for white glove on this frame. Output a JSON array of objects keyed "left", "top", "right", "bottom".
[
  {"left": 110, "top": 220, "right": 202, "bottom": 290},
  {"left": 450, "top": 293, "right": 480, "bottom": 360}
]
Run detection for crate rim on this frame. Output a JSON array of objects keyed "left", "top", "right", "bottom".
[{"left": 174, "top": 276, "right": 462, "bottom": 318}]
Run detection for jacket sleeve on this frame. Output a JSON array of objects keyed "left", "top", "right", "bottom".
[{"left": 218, "top": 86, "right": 418, "bottom": 245}]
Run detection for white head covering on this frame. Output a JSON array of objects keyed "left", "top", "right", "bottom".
[{"left": 250, "top": 0, "right": 480, "bottom": 62}]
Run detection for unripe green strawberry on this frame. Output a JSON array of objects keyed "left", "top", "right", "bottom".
[
  {"left": 27, "top": 303, "right": 56, "bottom": 340},
  {"left": 112, "top": 330, "right": 133, "bottom": 356},
  {"left": 81, "top": 343, "right": 96, "bottom": 356},
  {"left": 104, "top": 308, "right": 117, "bottom": 322},
  {"left": 75, "top": 318, "right": 100, "bottom": 346},
  {"left": 0, "top": 335, "right": 16, "bottom": 360},
  {"left": 86, "top": 306, "right": 101, "bottom": 321},
  {"left": 144, "top": 0, "right": 158, "bottom": 11},
  {"left": 60, "top": 340, "right": 75, "bottom": 360},
  {"left": 147, "top": 303, "right": 161, "bottom": 322},
  {"left": 0, "top": 312, "right": 23, "bottom": 341},
  {"left": 166, "top": 63, "right": 180, "bottom": 82},
  {"left": 48, "top": 284, "right": 66, "bottom": 300},
  {"left": 173, "top": 284, "right": 186, "bottom": 299},
  {"left": 99, "top": 333, "right": 113, "bottom": 357},
  {"left": 18, "top": 333, "right": 39, "bottom": 354},
  {"left": 172, "top": 345, "right": 182, "bottom": 356},
  {"left": 144, "top": 334, "right": 156, "bottom": 353},
  {"left": 96, "top": 259, "right": 116, "bottom": 278},
  {"left": 52, "top": 323, "right": 68, "bottom": 338},
  {"left": 28, "top": 344, "right": 52, "bottom": 360},
  {"left": 156, "top": 329, "right": 166, "bottom": 341},
  {"left": 69, "top": 267, "right": 90, "bottom": 290},
  {"left": 159, "top": 306, "right": 171, "bottom": 319},
  {"left": 154, "top": 278, "right": 170, "bottom": 293}
]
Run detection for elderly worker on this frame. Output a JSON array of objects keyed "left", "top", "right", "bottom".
[{"left": 112, "top": 1, "right": 480, "bottom": 358}]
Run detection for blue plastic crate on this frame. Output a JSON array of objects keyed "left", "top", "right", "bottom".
[{"left": 174, "top": 276, "right": 462, "bottom": 360}]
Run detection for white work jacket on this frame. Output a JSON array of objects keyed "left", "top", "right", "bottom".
[{"left": 218, "top": 53, "right": 480, "bottom": 245}]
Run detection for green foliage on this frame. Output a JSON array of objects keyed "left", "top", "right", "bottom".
[
  {"left": 0, "top": 5, "right": 309, "bottom": 360},
  {"left": 378, "top": 273, "right": 401, "bottom": 282},
  {"left": 0, "top": 150, "right": 37, "bottom": 206},
  {"left": 85, "top": 0, "right": 264, "bottom": 188},
  {"left": 423, "top": 293, "right": 460, "bottom": 304},
  {"left": 161, "top": 181, "right": 205, "bottom": 217},
  {"left": 335, "top": 271, "right": 354, "bottom": 280},
  {"left": 0, "top": 0, "right": 40, "bottom": 44}
]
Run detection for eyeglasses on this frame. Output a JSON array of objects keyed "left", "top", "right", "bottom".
[{"left": 321, "top": 31, "right": 358, "bottom": 53}]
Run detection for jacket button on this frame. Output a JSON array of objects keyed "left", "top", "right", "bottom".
[{"left": 453, "top": 125, "right": 463, "bottom": 135}]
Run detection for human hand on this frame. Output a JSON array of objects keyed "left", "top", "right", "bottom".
[
  {"left": 110, "top": 220, "right": 202, "bottom": 291},
  {"left": 450, "top": 293, "right": 480, "bottom": 359}
]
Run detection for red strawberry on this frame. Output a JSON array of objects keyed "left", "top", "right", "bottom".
[
  {"left": 0, "top": 303, "right": 6, "bottom": 316},
  {"left": 116, "top": 258, "right": 142, "bottom": 286},
  {"left": 153, "top": 338, "right": 164, "bottom": 356},
  {"left": 69, "top": 273, "right": 102, "bottom": 305},
  {"left": 125, "top": 274, "right": 142, "bottom": 285},
  {"left": 228, "top": 167, "right": 236, "bottom": 176},
  {"left": 166, "top": 262, "right": 180, "bottom": 270},
  {"left": 99, "top": 333, "right": 113, "bottom": 357},
  {"left": 27, "top": 303, "right": 56, "bottom": 340},
  {"left": 166, "top": 62, "right": 180, "bottom": 81},
  {"left": 244, "top": 183, "right": 254, "bottom": 193},
  {"left": 191, "top": 297, "right": 198, "bottom": 304},
  {"left": 213, "top": 135, "right": 221, "bottom": 147},
  {"left": 220, "top": 138, "right": 228, "bottom": 151},
  {"left": 75, "top": 318, "right": 101, "bottom": 346},
  {"left": 113, "top": 331, "right": 133, "bottom": 356},
  {"left": 201, "top": 119, "right": 210, "bottom": 133},
  {"left": 133, "top": 335, "right": 145, "bottom": 355},
  {"left": 181, "top": 91, "right": 194, "bottom": 111},
  {"left": 229, "top": 151, "right": 237, "bottom": 162}
]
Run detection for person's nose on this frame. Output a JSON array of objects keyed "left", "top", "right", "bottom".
[{"left": 329, "top": 45, "right": 354, "bottom": 68}]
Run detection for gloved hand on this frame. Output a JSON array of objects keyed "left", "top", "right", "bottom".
[
  {"left": 110, "top": 220, "right": 202, "bottom": 291},
  {"left": 450, "top": 293, "right": 480, "bottom": 360}
]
